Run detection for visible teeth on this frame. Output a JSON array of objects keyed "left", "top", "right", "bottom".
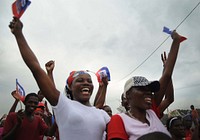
[
  {"left": 81, "top": 88, "right": 90, "bottom": 95},
  {"left": 144, "top": 97, "right": 152, "bottom": 103},
  {"left": 82, "top": 88, "right": 89, "bottom": 92}
]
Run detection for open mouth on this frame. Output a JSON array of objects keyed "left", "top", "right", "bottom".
[
  {"left": 29, "top": 106, "right": 36, "bottom": 111},
  {"left": 81, "top": 88, "right": 90, "bottom": 95},
  {"left": 144, "top": 97, "right": 152, "bottom": 104}
]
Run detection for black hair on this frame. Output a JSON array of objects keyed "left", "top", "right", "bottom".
[
  {"left": 24, "top": 93, "right": 39, "bottom": 103},
  {"left": 166, "top": 116, "right": 182, "bottom": 130},
  {"left": 102, "top": 105, "right": 111, "bottom": 110},
  {"left": 65, "top": 85, "right": 73, "bottom": 100},
  {"left": 137, "top": 132, "right": 172, "bottom": 140}
]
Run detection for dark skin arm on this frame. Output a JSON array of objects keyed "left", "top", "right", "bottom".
[
  {"left": 94, "top": 76, "right": 108, "bottom": 109},
  {"left": 9, "top": 90, "right": 20, "bottom": 113},
  {"left": 9, "top": 18, "right": 59, "bottom": 106},
  {"left": 93, "top": 83, "right": 103, "bottom": 106},
  {"left": 157, "top": 52, "right": 174, "bottom": 114},
  {"left": 154, "top": 31, "right": 181, "bottom": 106}
]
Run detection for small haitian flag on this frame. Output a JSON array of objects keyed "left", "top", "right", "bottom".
[
  {"left": 12, "top": 0, "right": 31, "bottom": 18},
  {"left": 96, "top": 67, "right": 111, "bottom": 83},
  {"left": 15, "top": 79, "right": 26, "bottom": 101},
  {"left": 163, "top": 26, "right": 187, "bottom": 43}
]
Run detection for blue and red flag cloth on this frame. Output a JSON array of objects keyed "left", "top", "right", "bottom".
[
  {"left": 66, "top": 71, "right": 88, "bottom": 88},
  {"left": 96, "top": 67, "right": 111, "bottom": 83},
  {"left": 16, "top": 79, "right": 26, "bottom": 100},
  {"left": 12, "top": 0, "right": 31, "bottom": 18},
  {"left": 163, "top": 26, "right": 187, "bottom": 43}
]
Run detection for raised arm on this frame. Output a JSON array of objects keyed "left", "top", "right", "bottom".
[
  {"left": 9, "top": 18, "right": 59, "bottom": 106},
  {"left": 8, "top": 90, "right": 20, "bottom": 113},
  {"left": 156, "top": 52, "right": 174, "bottom": 115},
  {"left": 93, "top": 76, "right": 108, "bottom": 109},
  {"left": 45, "top": 60, "right": 55, "bottom": 86},
  {"left": 154, "top": 31, "right": 181, "bottom": 106}
]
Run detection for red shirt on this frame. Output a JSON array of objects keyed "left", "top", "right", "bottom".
[
  {"left": 151, "top": 99, "right": 163, "bottom": 119},
  {"left": 3, "top": 112, "right": 48, "bottom": 140},
  {"left": 107, "top": 115, "right": 128, "bottom": 140},
  {"left": 185, "top": 129, "right": 192, "bottom": 140}
]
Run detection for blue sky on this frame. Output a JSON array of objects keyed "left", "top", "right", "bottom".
[{"left": 1, "top": 0, "right": 200, "bottom": 116}]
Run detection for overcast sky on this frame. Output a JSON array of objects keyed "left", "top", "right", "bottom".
[{"left": 1, "top": 0, "right": 200, "bottom": 116}]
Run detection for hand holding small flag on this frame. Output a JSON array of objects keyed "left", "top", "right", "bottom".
[
  {"left": 163, "top": 26, "right": 187, "bottom": 43},
  {"left": 12, "top": 0, "right": 31, "bottom": 18},
  {"left": 96, "top": 67, "right": 111, "bottom": 83},
  {"left": 11, "top": 90, "right": 21, "bottom": 100}
]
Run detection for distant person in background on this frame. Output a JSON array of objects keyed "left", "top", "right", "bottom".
[
  {"left": 166, "top": 116, "right": 185, "bottom": 140},
  {"left": 190, "top": 105, "right": 199, "bottom": 125},
  {"left": 2, "top": 93, "right": 49, "bottom": 140},
  {"left": 102, "top": 105, "right": 112, "bottom": 117},
  {"left": 183, "top": 114, "right": 193, "bottom": 140},
  {"left": 34, "top": 104, "right": 55, "bottom": 140},
  {"left": 0, "top": 90, "right": 21, "bottom": 140}
]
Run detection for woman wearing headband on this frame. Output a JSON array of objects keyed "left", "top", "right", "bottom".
[{"left": 9, "top": 18, "right": 110, "bottom": 140}]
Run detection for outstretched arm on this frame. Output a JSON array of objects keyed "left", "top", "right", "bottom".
[
  {"left": 154, "top": 31, "right": 181, "bottom": 106},
  {"left": 9, "top": 18, "right": 59, "bottom": 106},
  {"left": 156, "top": 52, "right": 174, "bottom": 115},
  {"left": 94, "top": 77, "right": 108, "bottom": 108}
]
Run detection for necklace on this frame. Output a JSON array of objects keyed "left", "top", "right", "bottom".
[
  {"left": 127, "top": 111, "right": 139, "bottom": 120},
  {"left": 127, "top": 110, "right": 150, "bottom": 125}
]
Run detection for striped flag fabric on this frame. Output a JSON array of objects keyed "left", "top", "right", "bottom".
[
  {"left": 96, "top": 67, "right": 111, "bottom": 83},
  {"left": 12, "top": 0, "right": 31, "bottom": 18},
  {"left": 16, "top": 79, "right": 26, "bottom": 97},
  {"left": 163, "top": 26, "right": 172, "bottom": 35},
  {"left": 163, "top": 26, "right": 187, "bottom": 43}
]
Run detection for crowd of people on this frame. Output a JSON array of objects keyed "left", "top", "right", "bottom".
[{"left": 0, "top": 17, "right": 199, "bottom": 140}]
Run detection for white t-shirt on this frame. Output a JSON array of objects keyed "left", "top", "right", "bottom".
[
  {"left": 52, "top": 93, "right": 110, "bottom": 140},
  {"left": 119, "top": 110, "right": 171, "bottom": 140}
]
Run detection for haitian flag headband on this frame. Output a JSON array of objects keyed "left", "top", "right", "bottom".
[
  {"left": 163, "top": 26, "right": 187, "bottom": 43},
  {"left": 12, "top": 0, "right": 31, "bottom": 18},
  {"left": 66, "top": 71, "right": 89, "bottom": 88}
]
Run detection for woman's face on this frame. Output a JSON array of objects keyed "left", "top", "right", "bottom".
[
  {"left": 170, "top": 119, "right": 185, "bottom": 138},
  {"left": 127, "top": 86, "right": 153, "bottom": 110},
  {"left": 71, "top": 74, "right": 94, "bottom": 105}
]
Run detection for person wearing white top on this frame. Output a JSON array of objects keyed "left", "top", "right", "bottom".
[{"left": 9, "top": 18, "right": 110, "bottom": 140}]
